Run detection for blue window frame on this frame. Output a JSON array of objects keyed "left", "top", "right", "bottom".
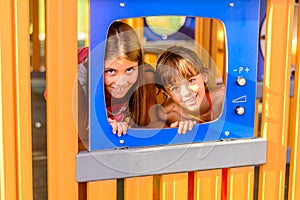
[{"left": 89, "top": 0, "right": 260, "bottom": 151}]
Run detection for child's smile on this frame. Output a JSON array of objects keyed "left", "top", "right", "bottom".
[
  {"left": 104, "top": 57, "right": 138, "bottom": 99},
  {"left": 167, "top": 74, "right": 206, "bottom": 113}
]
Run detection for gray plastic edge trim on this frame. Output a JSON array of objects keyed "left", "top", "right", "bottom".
[{"left": 76, "top": 138, "right": 266, "bottom": 182}]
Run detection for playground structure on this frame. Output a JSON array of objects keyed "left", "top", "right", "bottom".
[{"left": 1, "top": 0, "right": 300, "bottom": 199}]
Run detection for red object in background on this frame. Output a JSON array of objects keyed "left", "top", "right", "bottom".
[{"left": 78, "top": 47, "right": 89, "bottom": 64}]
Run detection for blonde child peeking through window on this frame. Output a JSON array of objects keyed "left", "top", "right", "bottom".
[
  {"left": 156, "top": 46, "right": 225, "bottom": 131},
  {"left": 103, "top": 21, "right": 164, "bottom": 136},
  {"left": 77, "top": 21, "right": 164, "bottom": 139}
]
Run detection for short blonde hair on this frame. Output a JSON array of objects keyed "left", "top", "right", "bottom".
[{"left": 156, "top": 46, "right": 207, "bottom": 89}]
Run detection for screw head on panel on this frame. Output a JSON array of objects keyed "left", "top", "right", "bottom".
[
  {"left": 120, "top": 2, "right": 125, "bottom": 8},
  {"left": 235, "top": 106, "right": 245, "bottom": 115}
]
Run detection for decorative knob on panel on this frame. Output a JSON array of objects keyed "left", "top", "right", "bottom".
[
  {"left": 235, "top": 106, "right": 245, "bottom": 115},
  {"left": 236, "top": 76, "right": 246, "bottom": 86}
]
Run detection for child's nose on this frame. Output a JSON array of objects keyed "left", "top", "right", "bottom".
[
  {"left": 180, "top": 85, "right": 193, "bottom": 96},
  {"left": 116, "top": 76, "right": 127, "bottom": 86}
]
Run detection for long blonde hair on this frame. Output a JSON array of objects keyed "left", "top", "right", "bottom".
[{"left": 105, "top": 21, "right": 151, "bottom": 126}]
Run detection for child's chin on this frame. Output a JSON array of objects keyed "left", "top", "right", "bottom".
[{"left": 111, "top": 90, "right": 128, "bottom": 98}]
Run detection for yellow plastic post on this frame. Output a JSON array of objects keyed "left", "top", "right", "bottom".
[
  {"left": 46, "top": 0, "right": 78, "bottom": 199},
  {"left": 0, "top": 0, "right": 32, "bottom": 199},
  {"left": 259, "top": 0, "right": 294, "bottom": 199}
]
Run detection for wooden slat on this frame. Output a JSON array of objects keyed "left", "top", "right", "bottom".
[
  {"left": 125, "top": 176, "right": 153, "bottom": 200},
  {"left": 288, "top": 2, "right": 300, "bottom": 198},
  {"left": 87, "top": 181, "right": 117, "bottom": 200},
  {"left": 193, "top": 170, "right": 222, "bottom": 200},
  {"left": 46, "top": 0, "right": 78, "bottom": 199},
  {"left": 227, "top": 167, "right": 254, "bottom": 200},
  {"left": 160, "top": 173, "right": 188, "bottom": 200},
  {"left": 258, "top": 0, "right": 294, "bottom": 199}
]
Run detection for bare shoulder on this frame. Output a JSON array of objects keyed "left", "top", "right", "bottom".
[{"left": 210, "top": 85, "right": 225, "bottom": 120}]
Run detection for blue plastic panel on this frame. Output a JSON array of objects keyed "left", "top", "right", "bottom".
[{"left": 89, "top": 0, "right": 260, "bottom": 151}]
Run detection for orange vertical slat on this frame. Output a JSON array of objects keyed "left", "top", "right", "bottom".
[
  {"left": 216, "top": 21, "right": 226, "bottom": 81},
  {"left": 288, "top": 2, "right": 300, "bottom": 199},
  {"left": 210, "top": 19, "right": 220, "bottom": 79},
  {"left": 195, "top": 18, "right": 211, "bottom": 55},
  {"left": 193, "top": 170, "right": 222, "bottom": 200},
  {"left": 123, "top": 18, "right": 144, "bottom": 43},
  {"left": 0, "top": 1, "right": 19, "bottom": 199},
  {"left": 258, "top": 0, "right": 294, "bottom": 200},
  {"left": 125, "top": 176, "right": 153, "bottom": 200},
  {"left": 32, "top": 0, "right": 40, "bottom": 71},
  {"left": 15, "top": 0, "right": 33, "bottom": 199},
  {"left": 160, "top": 173, "right": 188, "bottom": 200},
  {"left": 87, "top": 180, "right": 117, "bottom": 200},
  {"left": 227, "top": 167, "right": 254, "bottom": 200},
  {"left": 46, "top": 0, "right": 78, "bottom": 199},
  {"left": 0, "top": 0, "right": 32, "bottom": 199},
  {"left": 145, "top": 53, "right": 158, "bottom": 68}
]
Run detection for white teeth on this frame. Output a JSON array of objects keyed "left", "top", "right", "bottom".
[{"left": 114, "top": 88, "right": 123, "bottom": 91}]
